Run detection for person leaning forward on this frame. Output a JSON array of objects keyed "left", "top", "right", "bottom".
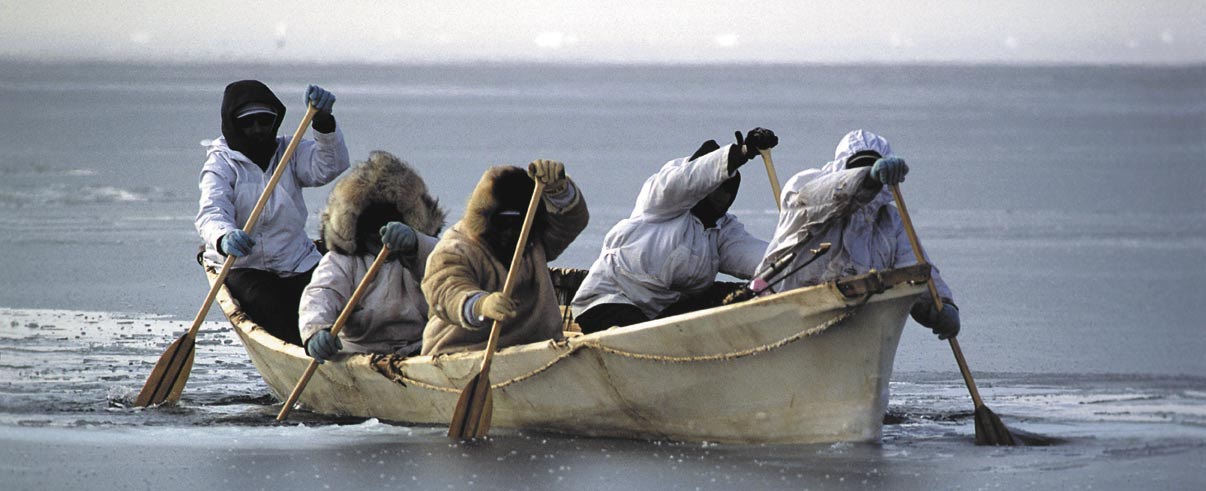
[
  {"left": 421, "top": 161, "right": 588, "bottom": 356},
  {"left": 195, "top": 80, "right": 350, "bottom": 345},
  {"left": 298, "top": 151, "right": 446, "bottom": 363},
  {"left": 569, "top": 129, "right": 777, "bottom": 333},
  {"left": 755, "top": 129, "right": 960, "bottom": 340}
]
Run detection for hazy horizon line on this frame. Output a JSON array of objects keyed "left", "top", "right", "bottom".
[{"left": 4, "top": 55, "right": 1204, "bottom": 69}]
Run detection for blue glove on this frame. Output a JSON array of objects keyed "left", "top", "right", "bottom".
[
  {"left": 871, "top": 156, "right": 908, "bottom": 186},
  {"left": 911, "top": 297, "right": 960, "bottom": 340},
  {"left": 380, "top": 221, "right": 418, "bottom": 256},
  {"left": 306, "top": 329, "right": 342, "bottom": 364},
  {"left": 220, "top": 230, "right": 255, "bottom": 257},
  {"left": 304, "top": 85, "right": 336, "bottom": 113}
]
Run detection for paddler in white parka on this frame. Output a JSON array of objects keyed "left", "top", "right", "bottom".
[
  {"left": 421, "top": 161, "right": 588, "bottom": 356},
  {"left": 298, "top": 151, "right": 446, "bottom": 362},
  {"left": 755, "top": 129, "right": 960, "bottom": 340},
  {"left": 569, "top": 128, "right": 778, "bottom": 333},
  {"left": 196, "top": 80, "right": 349, "bottom": 346}
]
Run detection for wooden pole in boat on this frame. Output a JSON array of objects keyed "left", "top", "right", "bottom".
[
  {"left": 277, "top": 244, "right": 392, "bottom": 421},
  {"left": 890, "top": 184, "right": 1017, "bottom": 446},
  {"left": 134, "top": 106, "right": 319, "bottom": 408},
  {"left": 447, "top": 177, "right": 546, "bottom": 440},
  {"left": 758, "top": 149, "right": 782, "bottom": 212}
]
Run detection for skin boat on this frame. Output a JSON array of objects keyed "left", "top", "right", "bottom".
[{"left": 210, "top": 264, "right": 930, "bottom": 444}]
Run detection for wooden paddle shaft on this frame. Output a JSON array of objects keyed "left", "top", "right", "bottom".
[
  {"left": 185, "top": 105, "right": 320, "bottom": 341},
  {"left": 889, "top": 184, "right": 985, "bottom": 409},
  {"left": 479, "top": 180, "right": 546, "bottom": 376},
  {"left": 759, "top": 149, "right": 782, "bottom": 212},
  {"left": 448, "top": 179, "right": 546, "bottom": 439},
  {"left": 277, "top": 244, "right": 393, "bottom": 421}
]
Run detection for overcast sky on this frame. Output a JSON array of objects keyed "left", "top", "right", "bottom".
[{"left": 3, "top": 1, "right": 1203, "bottom": 64}]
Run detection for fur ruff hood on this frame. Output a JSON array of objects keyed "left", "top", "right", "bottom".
[
  {"left": 460, "top": 165, "right": 543, "bottom": 238},
  {"left": 321, "top": 151, "right": 446, "bottom": 255}
]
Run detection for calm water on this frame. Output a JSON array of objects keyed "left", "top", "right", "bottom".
[{"left": 1, "top": 62, "right": 1204, "bottom": 489}]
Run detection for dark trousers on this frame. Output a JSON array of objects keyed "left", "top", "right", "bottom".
[
  {"left": 575, "top": 303, "right": 649, "bottom": 334},
  {"left": 224, "top": 267, "right": 314, "bottom": 346},
  {"left": 575, "top": 282, "right": 747, "bottom": 334}
]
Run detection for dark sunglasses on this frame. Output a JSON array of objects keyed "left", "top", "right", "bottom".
[
  {"left": 490, "top": 211, "right": 524, "bottom": 227},
  {"left": 235, "top": 113, "right": 276, "bottom": 129}
]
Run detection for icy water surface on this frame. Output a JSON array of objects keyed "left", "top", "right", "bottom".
[
  {"left": 3, "top": 308, "right": 1204, "bottom": 490},
  {"left": 1, "top": 62, "right": 1205, "bottom": 489}
]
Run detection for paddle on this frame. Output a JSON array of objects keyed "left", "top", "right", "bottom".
[
  {"left": 276, "top": 244, "right": 392, "bottom": 421},
  {"left": 447, "top": 177, "right": 546, "bottom": 440},
  {"left": 758, "top": 149, "right": 782, "bottom": 211},
  {"left": 889, "top": 184, "right": 1017, "bottom": 446},
  {"left": 134, "top": 105, "right": 320, "bottom": 407}
]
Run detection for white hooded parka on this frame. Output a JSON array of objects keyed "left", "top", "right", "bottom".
[
  {"left": 571, "top": 144, "right": 768, "bottom": 320},
  {"left": 195, "top": 129, "right": 350, "bottom": 274},
  {"left": 756, "top": 130, "right": 953, "bottom": 301},
  {"left": 298, "top": 235, "right": 438, "bottom": 355}
]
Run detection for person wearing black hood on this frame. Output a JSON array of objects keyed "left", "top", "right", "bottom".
[
  {"left": 570, "top": 129, "right": 777, "bottom": 333},
  {"left": 196, "top": 81, "right": 350, "bottom": 345}
]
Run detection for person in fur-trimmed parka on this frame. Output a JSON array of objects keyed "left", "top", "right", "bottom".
[
  {"left": 421, "top": 161, "right": 588, "bottom": 356},
  {"left": 298, "top": 151, "right": 446, "bottom": 360}
]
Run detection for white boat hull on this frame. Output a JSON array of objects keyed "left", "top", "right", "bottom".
[{"left": 216, "top": 267, "right": 926, "bottom": 444}]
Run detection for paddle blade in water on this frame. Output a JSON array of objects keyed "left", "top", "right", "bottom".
[
  {"left": 448, "top": 372, "right": 493, "bottom": 440},
  {"left": 134, "top": 333, "right": 196, "bottom": 407},
  {"left": 974, "top": 405, "right": 1017, "bottom": 446}
]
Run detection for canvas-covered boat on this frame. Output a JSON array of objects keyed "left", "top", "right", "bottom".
[{"left": 211, "top": 264, "right": 931, "bottom": 444}]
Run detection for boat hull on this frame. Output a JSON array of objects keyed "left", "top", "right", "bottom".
[{"left": 217, "top": 267, "right": 926, "bottom": 444}]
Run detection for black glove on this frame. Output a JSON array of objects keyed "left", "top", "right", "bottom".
[
  {"left": 729, "top": 128, "right": 777, "bottom": 172},
  {"left": 736, "top": 127, "right": 778, "bottom": 161}
]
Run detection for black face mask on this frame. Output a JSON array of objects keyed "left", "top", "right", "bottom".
[
  {"left": 844, "top": 150, "right": 882, "bottom": 169},
  {"left": 220, "top": 80, "right": 286, "bottom": 171},
  {"left": 482, "top": 169, "right": 545, "bottom": 264},
  {"left": 486, "top": 212, "right": 524, "bottom": 262},
  {"left": 236, "top": 113, "right": 277, "bottom": 146},
  {"left": 355, "top": 202, "right": 406, "bottom": 257},
  {"left": 690, "top": 172, "right": 741, "bottom": 229}
]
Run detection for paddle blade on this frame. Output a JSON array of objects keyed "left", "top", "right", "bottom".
[
  {"left": 448, "top": 372, "right": 492, "bottom": 440},
  {"left": 973, "top": 405, "right": 1017, "bottom": 446},
  {"left": 474, "top": 390, "right": 494, "bottom": 439},
  {"left": 134, "top": 333, "right": 196, "bottom": 407}
]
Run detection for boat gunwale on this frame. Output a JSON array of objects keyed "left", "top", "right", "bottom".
[{"left": 214, "top": 263, "right": 931, "bottom": 373}]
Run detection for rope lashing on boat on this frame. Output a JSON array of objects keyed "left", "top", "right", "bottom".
[{"left": 373, "top": 303, "right": 865, "bottom": 393}]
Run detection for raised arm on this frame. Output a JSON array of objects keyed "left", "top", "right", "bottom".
[
  {"left": 290, "top": 85, "right": 350, "bottom": 187},
  {"left": 527, "top": 160, "right": 589, "bottom": 261}
]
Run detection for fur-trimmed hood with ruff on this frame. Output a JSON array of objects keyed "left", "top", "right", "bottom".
[
  {"left": 460, "top": 166, "right": 544, "bottom": 239},
  {"left": 320, "top": 151, "right": 446, "bottom": 255},
  {"left": 421, "top": 165, "right": 589, "bottom": 356}
]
